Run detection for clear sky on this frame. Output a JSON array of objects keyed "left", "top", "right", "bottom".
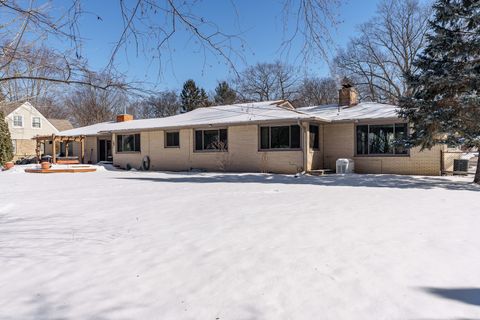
[{"left": 66, "top": 0, "right": 383, "bottom": 92}]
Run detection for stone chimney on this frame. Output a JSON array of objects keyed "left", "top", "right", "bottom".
[
  {"left": 338, "top": 77, "right": 358, "bottom": 107},
  {"left": 116, "top": 114, "right": 133, "bottom": 122}
]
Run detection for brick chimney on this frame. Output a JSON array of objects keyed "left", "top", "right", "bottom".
[
  {"left": 338, "top": 77, "right": 358, "bottom": 107},
  {"left": 116, "top": 114, "right": 133, "bottom": 122}
]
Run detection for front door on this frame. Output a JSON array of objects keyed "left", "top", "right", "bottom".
[{"left": 98, "top": 139, "right": 112, "bottom": 162}]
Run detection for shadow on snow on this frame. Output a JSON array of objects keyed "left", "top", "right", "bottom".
[{"left": 114, "top": 173, "right": 480, "bottom": 192}]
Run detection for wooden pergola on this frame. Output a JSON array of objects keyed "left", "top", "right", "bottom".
[{"left": 34, "top": 134, "right": 86, "bottom": 164}]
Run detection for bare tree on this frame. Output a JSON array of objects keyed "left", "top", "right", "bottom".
[
  {"left": 235, "top": 61, "right": 298, "bottom": 101},
  {"left": 294, "top": 77, "right": 337, "bottom": 107},
  {"left": 65, "top": 73, "right": 128, "bottom": 127},
  {"left": 137, "top": 91, "right": 180, "bottom": 119},
  {"left": 334, "top": 0, "right": 431, "bottom": 103}
]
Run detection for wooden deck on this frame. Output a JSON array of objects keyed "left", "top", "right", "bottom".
[{"left": 25, "top": 166, "right": 96, "bottom": 174}]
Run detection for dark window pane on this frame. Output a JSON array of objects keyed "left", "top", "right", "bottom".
[
  {"left": 290, "top": 125, "right": 300, "bottom": 149},
  {"left": 219, "top": 129, "right": 228, "bottom": 150},
  {"left": 260, "top": 127, "right": 269, "bottom": 149},
  {"left": 117, "top": 135, "right": 122, "bottom": 152},
  {"left": 166, "top": 132, "right": 180, "bottom": 147},
  {"left": 369, "top": 124, "right": 394, "bottom": 154},
  {"left": 203, "top": 130, "right": 219, "bottom": 150},
  {"left": 271, "top": 126, "right": 290, "bottom": 149},
  {"left": 124, "top": 135, "right": 134, "bottom": 151},
  {"left": 134, "top": 134, "right": 141, "bottom": 151},
  {"left": 356, "top": 125, "right": 368, "bottom": 155},
  {"left": 309, "top": 125, "right": 319, "bottom": 149},
  {"left": 195, "top": 130, "right": 203, "bottom": 150},
  {"left": 394, "top": 123, "right": 408, "bottom": 154}
]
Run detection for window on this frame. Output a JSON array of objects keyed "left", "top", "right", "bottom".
[
  {"left": 117, "top": 134, "right": 141, "bottom": 152},
  {"left": 309, "top": 125, "right": 319, "bottom": 149},
  {"left": 12, "top": 140, "right": 16, "bottom": 154},
  {"left": 165, "top": 131, "right": 180, "bottom": 148},
  {"left": 259, "top": 125, "right": 301, "bottom": 150},
  {"left": 13, "top": 115, "right": 23, "bottom": 127},
  {"left": 356, "top": 123, "right": 408, "bottom": 156},
  {"left": 194, "top": 129, "right": 228, "bottom": 151},
  {"left": 32, "top": 117, "right": 41, "bottom": 128}
]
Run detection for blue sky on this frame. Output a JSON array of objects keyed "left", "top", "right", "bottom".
[{"left": 68, "top": 0, "right": 382, "bottom": 92}]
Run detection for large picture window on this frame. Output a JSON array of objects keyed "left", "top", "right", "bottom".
[
  {"left": 260, "top": 125, "right": 301, "bottom": 150},
  {"left": 194, "top": 129, "right": 228, "bottom": 151},
  {"left": 117, "top": 134, "right": 141, "bottom": 152},
  {"left": 356, "top": 123, "right": 408, "bottom": 156},
  {"left": 309, "top": 125, "right": 319, "bottom": 150},
  {"left": 165, "top": 131, "right": 180, "bottom": 148}
]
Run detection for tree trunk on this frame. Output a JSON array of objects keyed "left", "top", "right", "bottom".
[{"left": 474, "top": 155, "right": 480, "bottom": 184}]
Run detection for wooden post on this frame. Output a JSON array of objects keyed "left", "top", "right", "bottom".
[
  {"left": 52, "top": 134, "right": 57, "bottom": 164},
  {"left": 65, "top": 139, "right": 69, "bottom": 158},
  {"left": 35, "top": 137, "right": 41, "bottom": 162},
  {"left": 80, "top": 137, "right": 85, "bottom": 164}
]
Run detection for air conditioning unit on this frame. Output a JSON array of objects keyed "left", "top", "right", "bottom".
[{"left": 336, "top": 158, "right": 355, "bottom": 174}]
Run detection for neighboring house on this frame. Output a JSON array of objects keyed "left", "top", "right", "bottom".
[
  {"left": 52, "top": 84, "right": 456, "bottom": 176},
  {"left": 0, "top": 101, "right": 70, "bottom": 160}
]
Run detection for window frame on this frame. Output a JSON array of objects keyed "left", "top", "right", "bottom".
[
  {"left": 164, "top": 131, "right": 180, "bottom": 148},
  {"left": 309, "top": 124, "right": 320, "bottom": 150},
  {"left": 354, "top": 122, "right": 410, "bottom": 157},
  {"left": 258, "top": 124, "right": 303, "bottom": 151},
  {"left": 116, "top": 133, "right": 141, "bottom": 153},
  {"left": 12, "top": 139, "right": 16, "bottom": 154},
  {"left": 12, "top": 115, "right": 23, "bottom": 128},
  {"left": 32, "top": 116, "right": 41, "bottom": 129},
  {"left": 193, "top": 128, "right": 228, "bottom": 152}
]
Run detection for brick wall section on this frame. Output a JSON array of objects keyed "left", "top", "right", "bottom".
[
  {"left": 113, "top": 124, "right": 304, "bottom": 173},
  {"left": 323, "top": 122, "right": 443, "bottom": 176}
]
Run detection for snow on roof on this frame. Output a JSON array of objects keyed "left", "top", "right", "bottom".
[
  {"left": 59, "top": 101, "right": 319, "bottom": 136},
  {"left": 58, "top": 101, "right": 402, "bottom": 136},
  {"left": 298, "top": 102, "right": 400, "bottom": 121}
]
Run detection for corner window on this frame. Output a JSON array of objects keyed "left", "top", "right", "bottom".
[
  {"left": 356, "top": 123, "right": 408, "bottom": 156},
  {"left": 13, "top": 115, "right": 23, "bottom": 127},
  {"left": 117, "top": 133, "right": 141, "bottom": 152},
  {"left": 32, "top": 117, "right": 41, "bottom": 128},
  {"left": 309, "top": 125, "right": 319, "bottom": 150},
  {"left": 194, "top": 129, "right": 228, "bottom": 151},
  {"left": 165, "top": 131, "right": 180, "bottom": 148},
  {"left": 259, "top": 125, "right": 301, "bottom": 150}
]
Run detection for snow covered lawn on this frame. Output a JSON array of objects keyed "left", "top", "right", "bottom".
[{"left": 1, "top": 166, "right": 480, "bottom": 319}]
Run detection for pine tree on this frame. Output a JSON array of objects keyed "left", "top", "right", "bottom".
[
  {"left": 0, "top": 110, "right": 14, "bottom": 166},
  {"left": 180, "top": 79, "right": 209, "bottom": 112},
  {"left": 199, "top": 88, "right": 211, "bottom": 108},
  {"left": 214, "top": 81, "right": 237, "bottom": 105},
  {"left": 398, "top": 0, "right": 480, "bottom": 183}
]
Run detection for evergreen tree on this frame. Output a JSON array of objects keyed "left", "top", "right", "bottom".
[
  {"left": 214, "top": 81, "right": 237, "bottom": 105},
  {"left": 0, "top": 110, "right": 14, "bottom": 166},
  {"left": 398, "top": 0, "right": 480, "bottom": 183},
  {"left": 180, "top": 79, "right": 209, "bottom": 112},
  {"left": 199, "top": 88, "right": 211, "bottom": 108}
]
